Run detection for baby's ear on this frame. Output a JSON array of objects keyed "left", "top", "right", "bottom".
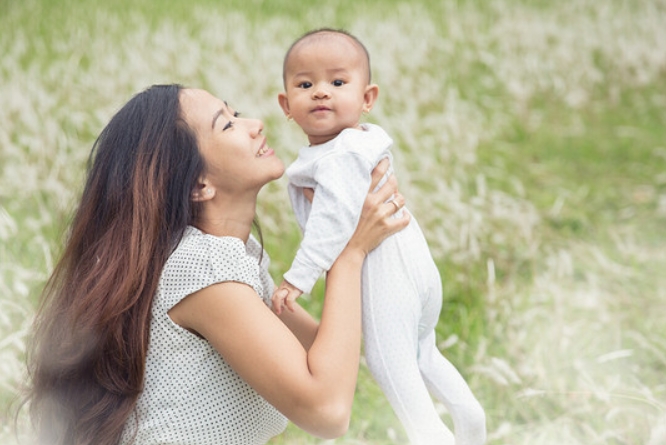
[
  {"left": 278, "top": 93, "right": 291, "bottom": 119},
  {"left": 363, "top": 84, "right": 379, "bottom": 113}
]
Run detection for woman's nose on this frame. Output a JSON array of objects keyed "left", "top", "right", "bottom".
[{"left": 249, "top": 118, "right": 264, "bottom": 137}]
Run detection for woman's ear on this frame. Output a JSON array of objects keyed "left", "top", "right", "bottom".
[
  {"left": 362, "top": 84, "right": 379, "bottom": 113},
  {"left": 191, "top": 181, "right": 215, "bottom": 202},
  {"left": 278, "top": 93, "right": 292, "bottom": 120}
]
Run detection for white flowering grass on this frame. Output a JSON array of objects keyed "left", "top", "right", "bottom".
[{"left": 1, "top": 0, "right": 665, "bottom": 443}]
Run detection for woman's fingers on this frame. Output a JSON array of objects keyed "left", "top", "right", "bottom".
[
  {"left": 354, "top": 192, "right": 410, "bottom": 254},
  {"left": 369, "top": 158, "right": 390, "bottom": 192},
  {"left": 347, "top": 158, "right": 409, "bottom": 254},
  {"left": 368, "top": 161, "right": 398, "bottom": 208},
  {"left": 377, "top": 174, "right": 398, "bottom": 201},
  {"left": 387, "top": 192, "right": 405, "bottom": 216}
]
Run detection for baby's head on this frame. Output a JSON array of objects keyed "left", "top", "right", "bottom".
[{"left": 278, "top": 28, "right": 379, "bottom": 146}]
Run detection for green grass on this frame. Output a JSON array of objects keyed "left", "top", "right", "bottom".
[{"left": 2, "top": 0, "right": 665, "bottom": 444}]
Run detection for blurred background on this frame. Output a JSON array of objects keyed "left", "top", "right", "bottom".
[{"left": 1, "top": 0, "right": 665, "bottom": 443}]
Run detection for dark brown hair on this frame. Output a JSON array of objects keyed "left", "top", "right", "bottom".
[{"left": 24, "top": 84, "right": 204, "bottom": 445}]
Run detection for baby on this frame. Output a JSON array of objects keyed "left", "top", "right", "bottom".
[{"left": 273, "top": 28, "right": 486, "bottom": 445}]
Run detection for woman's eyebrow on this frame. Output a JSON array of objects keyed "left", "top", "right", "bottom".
[{"left": 211, "top": 101, "right": 230, "bottom": 129}]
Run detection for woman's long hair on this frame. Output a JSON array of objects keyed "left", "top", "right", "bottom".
[{"left": 24, "top": 84, "right": 204, "bottom": 445}]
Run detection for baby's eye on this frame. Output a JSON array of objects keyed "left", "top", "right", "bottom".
[
  {"left": 332, "top": 79, "right": 345, "bottom": 87},
  {"left": 297, "top": 82, "right": 312, "bottom": 89}
]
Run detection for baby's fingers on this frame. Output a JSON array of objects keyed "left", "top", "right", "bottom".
[
  {"left": 284, "top": 296, "right": 297, "bottom": 313},
  {"left": 272, "top": 288, "right": 288, "bottom": 315}
]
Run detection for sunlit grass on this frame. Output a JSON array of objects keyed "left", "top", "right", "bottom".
[{"left": 2, "top": 0, "right": 665, "bottom": 444}]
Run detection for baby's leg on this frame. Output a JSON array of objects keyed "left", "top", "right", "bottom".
[
  {"left": 364, "top": 314, "right": 454, "bottom": 445},
  {"left": 363, "top": 253, "right": 453, "bottom": 444},
  {"left": 418, "top": 331, "right": 486, "bottom": 445}
]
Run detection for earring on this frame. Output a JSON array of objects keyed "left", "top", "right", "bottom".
[{"left": 286, "top": 115, "right": 293, "bottom": 121}]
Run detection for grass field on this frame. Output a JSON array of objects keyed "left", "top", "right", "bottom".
[{"left": 1, "top": 0, "right": 665, "bottom": 443}]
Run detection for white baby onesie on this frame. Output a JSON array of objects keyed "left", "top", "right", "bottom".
[{"left": 285, "top": 124, "right": 486, "bottom": 445}]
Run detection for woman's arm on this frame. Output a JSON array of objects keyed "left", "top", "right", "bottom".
[
  {"left": 169, "top": 160, "right": 408, "bottom": 439},
  {"left": 169, "top": 278, "right": 356, "bottom": 438}
]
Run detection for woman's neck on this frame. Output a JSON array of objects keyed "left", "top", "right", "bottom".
[{"left": 194, "top": 194, "right": 257, "bottom": 241}]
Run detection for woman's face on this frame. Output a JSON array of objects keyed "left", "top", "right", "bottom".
[{"left": 180, "top": 88, "right": 284, "bottom": 196}]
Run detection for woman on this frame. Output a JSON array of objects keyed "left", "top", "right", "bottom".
[{"left": 24, "top": 84, "right": 408, "bottom": 445}]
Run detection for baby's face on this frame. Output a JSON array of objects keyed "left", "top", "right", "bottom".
[{"left": 280, "top": 35, "right": 372, "bottom": 146}]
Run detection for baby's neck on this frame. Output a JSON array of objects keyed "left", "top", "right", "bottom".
[{"left": 307, "top": 123, "right": 365, "bottom": 146}]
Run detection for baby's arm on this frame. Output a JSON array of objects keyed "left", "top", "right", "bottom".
[
  {"left": 272, "top": 279, "right": 303, "bottom": 314},
  {"left": 284, "top": 127, "right": 393, "bottom": 301},
  {"left": 284, "top": 152, "right": 373, "bottom": 294}
]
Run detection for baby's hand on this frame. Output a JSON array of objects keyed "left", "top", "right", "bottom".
[{"left": 272, "top": 280, "right": 303, "bottom": 314}]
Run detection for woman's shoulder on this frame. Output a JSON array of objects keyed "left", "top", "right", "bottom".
[
  {"left": 167, "top": 226, "right": 248, "bottom": 272},
  {"left": 157, "top": 227, "right": 267, "bottom": 309}
]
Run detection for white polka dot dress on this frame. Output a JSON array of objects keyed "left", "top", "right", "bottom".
[
  {"left": 120, "top": 226, "right": 287, "bottom": 445},
  {"left": 285, "top": 124, "right": 486, "bottom": 445}
]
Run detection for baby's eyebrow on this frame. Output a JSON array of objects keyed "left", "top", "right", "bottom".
[{"left": 292, "top": 71, "right": 312, "bottom": 79}]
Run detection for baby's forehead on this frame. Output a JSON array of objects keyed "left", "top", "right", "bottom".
[
  {"left": 294, "top": 31, "right": 359, "bottom": 51},
  {"left": 286, "top": 32, "right": 369, "bottom": 74}
]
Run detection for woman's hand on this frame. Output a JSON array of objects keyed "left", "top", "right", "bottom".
[
  {"left": 346, "top": 158, "right": 410, "bottom": 256},
  {"left": 302, "top": 158, "right": 407, "bottom": 256}
]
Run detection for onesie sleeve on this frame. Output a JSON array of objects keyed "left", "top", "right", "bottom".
[
  {"left": 287, "top": 182, "right": 311, "bottom": 233},
  {"left": 158, "top": 228, "right": 267, "bottom": 312},
  {"left": 283, "top": 150, "right": 373, "bottom": 294}
]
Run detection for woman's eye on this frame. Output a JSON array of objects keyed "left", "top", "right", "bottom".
[
  {"left": 222, "top": 120, "right": 234, "bottom": 131},
  {"left": 332, "top": 79, "right": 345, "bottom": 87},
  {"left": 298, "top": 82, "right": 312, "bottom": 89},
  {"left": 233, "top": 111, "right": 241, "bottom": 117}
]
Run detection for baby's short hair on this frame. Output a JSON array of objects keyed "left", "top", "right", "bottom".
[{"left": 282, "top": 28, "right": 372, "bottom": 86}]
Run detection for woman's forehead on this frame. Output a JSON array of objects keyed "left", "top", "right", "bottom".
[{"left": 180, "top": 89, "right": 226, "bottom": 127}]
